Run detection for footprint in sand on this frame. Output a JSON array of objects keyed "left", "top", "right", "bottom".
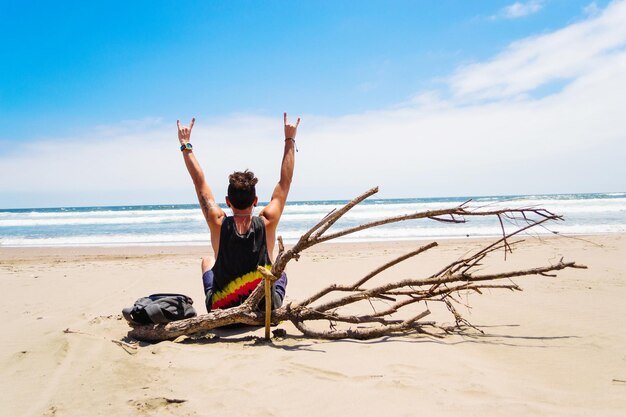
[
  {"left": 42, "top": 405, "right": 58, "bottom": 416},
  {"left": 128, "top": 397, "right": 187, "bottom": 411},
  {"left": 286, "top": 362, "right": 350, "bottom": 381}
]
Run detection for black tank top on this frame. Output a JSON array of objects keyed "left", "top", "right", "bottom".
[{"left": 210, "top": 216, "right": 272, "bottom": 309}]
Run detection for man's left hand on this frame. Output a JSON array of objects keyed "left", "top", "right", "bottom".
[{"left": 177, "top": 117, "right": 196, "bottom": 146}]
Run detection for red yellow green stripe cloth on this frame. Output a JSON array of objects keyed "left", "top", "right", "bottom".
[{"left": 211, "top": 264, "right": 272, "bottom": 310}]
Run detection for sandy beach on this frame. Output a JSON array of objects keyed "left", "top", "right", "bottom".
[{"left": 1, "top": 234, "right": 625, "bottom": 417}]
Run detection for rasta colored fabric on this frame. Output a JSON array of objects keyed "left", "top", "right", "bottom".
[
  {"left": 207, "top": 216, "right": 273, "bottom": 310},
  {"left": 203, "top": 269, "right": 287, "bottom": 313}
]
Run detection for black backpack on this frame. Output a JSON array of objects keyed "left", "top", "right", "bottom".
[{"left": 122, "top": 293, "right": 197, "bottom": 325}]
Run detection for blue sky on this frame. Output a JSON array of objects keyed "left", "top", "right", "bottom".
[{"left": 1, "top": 0, "right": 624, "bottom": 208}]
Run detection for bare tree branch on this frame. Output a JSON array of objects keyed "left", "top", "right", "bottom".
[{"left": 127, "top": 187, "right": 585, "bottom": 342}]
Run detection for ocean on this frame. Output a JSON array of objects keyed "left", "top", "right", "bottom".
[{"left": 1, "top": 192, "right": 625, "bottom": 247}]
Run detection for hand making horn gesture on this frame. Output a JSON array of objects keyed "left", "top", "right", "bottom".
[
  {"left": 177, "top": 117, "right": 196, "bottom": 146},
  {"left": 284, "top": 112, "right": 301, "bottom": 141}
]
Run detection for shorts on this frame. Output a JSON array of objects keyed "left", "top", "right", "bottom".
[{"left": 202, "top": 269, "right": 288, "bottom": 313}]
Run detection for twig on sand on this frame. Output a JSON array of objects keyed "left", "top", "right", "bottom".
[
  {"left": 64, "top": 327, "right": 139, "bottom": 354},
  {"left": 111, "top": 339, "right": 139, "bottom": 351}
]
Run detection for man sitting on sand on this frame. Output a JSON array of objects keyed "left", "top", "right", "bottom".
[{"left": 177, "top": 113, "right": 300, "bottom": 313}]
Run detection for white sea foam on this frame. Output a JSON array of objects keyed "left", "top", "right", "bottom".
[
  {"left": 0, "top": 208, "right": 197, "bottom": 218},
  {"left": 3, "top": 197, "right": 624, "bottom": 227},
  {"left": 0, "top": 233, "right": 211, "bottom": 247},
  {"left": 1, "top": 194, "right": 624, "bottom": 247},
  {"left": 0, "top": 213, "right": 204, "bottom": 227},
  {"left": 2, "top": 223, "right": 624, "bottom": 247}
]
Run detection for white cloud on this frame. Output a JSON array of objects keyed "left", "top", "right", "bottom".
[
  {"left": 1, "top": 1, "right": 625, "bottom": 208},
  {"left": 451, "top": 0, "right": 626, "bottom": 100},
  {"left": 502, "top": 1, "right": 544, "bottom": 19},
  {"left": 0, "top": 115, "right": 285, "bottom": 207}
]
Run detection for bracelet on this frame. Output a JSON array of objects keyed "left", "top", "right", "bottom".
[
  {"left": 180, "top": 143, "right": 193, "bottom": 152},
  {"left": 285, "top": 138, "right": 298, "bottom": 152}
]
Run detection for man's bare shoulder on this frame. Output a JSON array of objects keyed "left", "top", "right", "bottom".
[{"left": 258, "top": 208, "right": 279, "bottom": 228}]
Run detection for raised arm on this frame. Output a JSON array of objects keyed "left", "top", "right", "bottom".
[
  {"left": 259, "top": 112, "right": 300, "bottom": 228},
  {"left": 177, "top": 118, "right": 225, "bottom": 246}
]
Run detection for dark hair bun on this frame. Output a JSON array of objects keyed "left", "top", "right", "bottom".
[{"left": 228, "top": 170, "right": 258, "bottom": 190}]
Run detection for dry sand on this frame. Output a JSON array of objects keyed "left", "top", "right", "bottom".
[{"left": 1, "top": 235, "right": 625, "bottom": 417}]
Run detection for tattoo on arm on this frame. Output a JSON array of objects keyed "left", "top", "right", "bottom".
[{"left": 200, "top": 195, "right": 217, "bottom": 220}]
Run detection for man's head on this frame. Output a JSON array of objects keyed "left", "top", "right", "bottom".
[{"left": 226, "top": 170, "right": 258, "bottom": 210}]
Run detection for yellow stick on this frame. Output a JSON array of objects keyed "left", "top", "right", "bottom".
[{"left": 264, "top": 274, "right": 272, "bottom": 340}]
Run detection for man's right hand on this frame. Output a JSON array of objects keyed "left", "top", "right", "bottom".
[
  {"left": 177, "top": 117, "right": 196, "bottom": 146},
  {"left": 284, "top": 112, "right": 300, "bottom": 140}
]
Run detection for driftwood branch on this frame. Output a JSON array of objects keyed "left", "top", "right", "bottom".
[{"left": 127, "top": 187, "right": 586, "bottom": 342}]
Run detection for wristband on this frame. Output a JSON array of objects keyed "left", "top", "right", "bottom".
[
  {"left": 285, "top": 138, "right": 298, "bottom": 152},
  {"left": 180, "top": 143, "right": 193, "bottom": 152}
]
